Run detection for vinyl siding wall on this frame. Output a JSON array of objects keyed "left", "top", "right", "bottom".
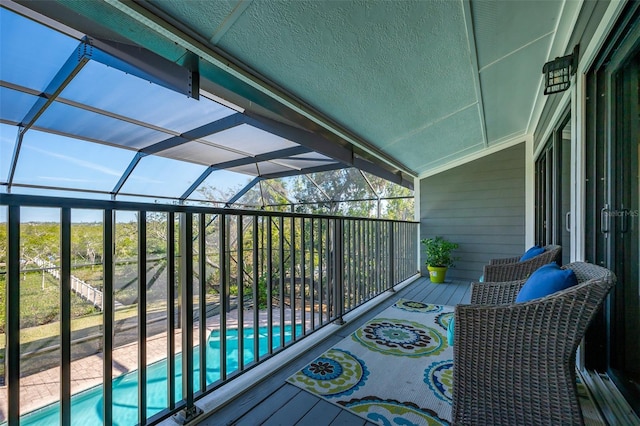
[{"left": 419, "top": 144, "right": 526, "bottom": 281}]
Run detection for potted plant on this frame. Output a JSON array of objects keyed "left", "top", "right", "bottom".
[{"left": 422, "top": 236, "right": 459, "bottom": 283}]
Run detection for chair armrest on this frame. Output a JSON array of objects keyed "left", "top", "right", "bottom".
[
  {"left": 452, "top": 300, "right": 581, "bottom": 425},
  {"left": 470, "top": 280, "right": 526, "bottom": 304},
  {"left": 483, "top": 255, "right": 550, "bottom": 282},
  {"left": 489, "top": 255, "right": 520, "bottom": 265},
  {"left": 452, "top": 276, "right": 614, "bottom": 425}
]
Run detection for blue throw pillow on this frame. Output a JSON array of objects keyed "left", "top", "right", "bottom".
[
  {"left": 516, "top": 263, "right": 578, "bottom": 302},
  {"left": 447, "top": 317, "right": 455, "bottom": 346},
  {"left": 520, "top": 245, "right": 545, "bottom": 261}
]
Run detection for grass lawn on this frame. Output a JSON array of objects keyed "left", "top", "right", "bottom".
[
  {"left": 1, "top": 271, "right": 169, "bottom": 346},
  {"left": 0, "top": 260, "right": 174, "bottom": 380}
]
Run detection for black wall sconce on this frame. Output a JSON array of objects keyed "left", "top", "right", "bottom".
[{"left": 542, "top": 45, "right": 579, "bottom": 95}]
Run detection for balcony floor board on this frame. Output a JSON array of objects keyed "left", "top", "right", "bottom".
[{"left": 200, "top": 276, "right": 470, "bottom": 426}]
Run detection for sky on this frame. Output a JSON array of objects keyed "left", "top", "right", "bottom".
[{"left": 0, "top": 6, "right": 271, "bottom": 220}]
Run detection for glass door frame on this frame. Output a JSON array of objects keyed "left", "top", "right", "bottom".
[
  {"left": 607, "top": 41, "right": 640, "bottom": 416},
  {"left": 584, "top": 4, "right": 640, "bottom": 415},
  {"left": 534, "top": 109, "right": 571, "bottom": 260}
]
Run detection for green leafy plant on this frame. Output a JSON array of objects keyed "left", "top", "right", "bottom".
[
  {"left": 257, "top": 275, "right": 269, "bottom": 309},
  {"left": 421, "top": 236, "right": 459, "bottom": 268}
]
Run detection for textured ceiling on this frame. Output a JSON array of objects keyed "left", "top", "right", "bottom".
[{"left": 16, "top": 0, "right": 573, "bottom": 178}]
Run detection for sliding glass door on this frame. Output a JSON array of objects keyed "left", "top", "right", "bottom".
[
  {"left": 585, "top": 8, "right": 640, "bottom": 415},
  {"left": 609, "top": 48, "right": 640, "bottom": 414},
  {"left": 535, "top": 113, "right": 571, "bottom": 266}
]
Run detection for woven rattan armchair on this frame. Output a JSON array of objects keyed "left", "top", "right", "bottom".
[
  {"left": 452, "top": 262, "right": 616, "bottom": 425},
  {"left": 482, "top": 244, "right": 562, "bottom": 282}
]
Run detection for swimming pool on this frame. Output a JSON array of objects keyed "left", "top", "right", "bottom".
[{"left": 16, "top": 324, "right": 300, "bottom": 425}]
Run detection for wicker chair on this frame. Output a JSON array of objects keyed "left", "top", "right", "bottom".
[
  {"left": 452, "top": 262, "right": 616, "bottom": 425},
  {"left": 482, "top": 244, "right": 562, "bottom": 282}
]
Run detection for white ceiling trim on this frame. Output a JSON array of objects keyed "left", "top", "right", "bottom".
[
  {"left": 461, "top": 0, "right": 488, "bottom": 148},
  {"left": 200, "top": 89, "right": 245, "bottom": 113},
  {"left": 526, "top": 0, "right": 582, "bottom": 136},
  {"left": 385, "top": 101, "right": 478, "bottom": 148},
  {"left": 208, "top": 0, "right": 252, "bottom": 45},
  {"left": 532, "top": 0, "right": 636, "bottom": 163},
  {"left": 533, "top": 88, "right": 571, "bottom": 161},
  {"left": 577, "top": 0, "right": 629, "bottom": 75},
  {"left": 477, "top": 30, "right": 555, "bottom": 74},
  {"left": 418, "top": 134, "right": 529, "bottom": 180},
  {"left": 419, "top": 142, "right": 485, "bottom": 169},
  {"left": 488, "top": 129, "right": 530, "bottom": 147}
]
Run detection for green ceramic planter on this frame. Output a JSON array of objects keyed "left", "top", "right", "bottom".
[{"left": 427, "top": 266, "right": 448, "bottom": 283}]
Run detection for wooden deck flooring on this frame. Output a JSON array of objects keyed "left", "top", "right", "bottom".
[{"left": 199, "top": 276, "right": 471, "bottom": 426}]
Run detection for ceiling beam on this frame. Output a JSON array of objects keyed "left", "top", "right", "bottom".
[
  {"left": 244, "top": 112, "right": 353, "bottom": 164},
  {"left": 87, "top": 36, "right": 198, "bottom": 99},
  {"left": 461, "top": 0, "right": 488, "bottom": 148},
  {"left": 179, "top": 166, "right": 216, "bottom": 201},
  {"left": 7, "top": 41, "right": 91, "bottom": 190},
  {"left": 353, "top": 157, "right": 413, "bottom": 190},
  {"left": 111, "top": 152, "right": 146, "bottom": 197},
  {"left": 226, "top": 177, "right": 262, "bottom": 205},
  {"left": 210, "top": 146, "right": 312, "bottom": 170},
  {"left": 141, "top": 112, "right": 245, "bottom": 155},
  {"left": 245, "top": 112, "right": 413, "bottom": 188},
  {"left": 18, "top": 45, "right": 88, "bottom": 132},
  {"left": 259, "top": 163, "right": 346, "bottom": 180}
]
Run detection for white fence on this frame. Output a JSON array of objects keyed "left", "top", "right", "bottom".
[{"left": 33, "top": 258, "right": 104, "bottom": 310}]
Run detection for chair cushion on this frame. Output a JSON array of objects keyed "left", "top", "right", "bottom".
[
  {"left": 519, "top": 245, "right": 545, "bottom": 261},
  {"left": 516, "top": 263, "right": 578, "bottom": 302},
  {"left": 447, "top": 317, "right": 455, "bottom": 346}
]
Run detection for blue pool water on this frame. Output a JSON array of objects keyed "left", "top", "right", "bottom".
[{"left": 18, "top": 325, "right": 300, "bottom": 425}]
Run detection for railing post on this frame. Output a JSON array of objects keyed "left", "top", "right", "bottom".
[
  {"left": 60, "top": 208, "right": 71, "bottom": 426},
  {"left": 237, "top": 214, "right": 245, "bottom": 370},
  {"left": 103, "top": 209, "right": 114, "bottom": 425},
  {"left": 266, "top": 217, "right": 273, "bottom": 353},
  {"left": 290, "top": 216, "right": 296, "bottom": 339},
  {"left": 334, "top": 219, "right": 345, "bottom": 325},
  {"left": 198, "top": 213, "right": 207, "bottom": 393},
  {"left": 309, "top": 218, "right": 315, "bottom": 331},
  {"left": 219, "top": 214, "right": 228, "bottom": 380},
  {"left": 137, "top": 211, "right": 147, "bottom": 426},
  {"left": 318, "top": 219, "right": 324, "bottom": 324},
  {"left": 278, "top": 216, "right": 285, "bottom": 348},
  {"left": 414, "top": 222, "right": 419, "bottom": 273},
  {"left": 173, "top": 212, "right": 202, "bottom": 424},
  {"left": 7, "top": 205, "right": 20, "bottom": 424},
  {"left": 167, "top": 212, "right": 176, "bottom": 410},
  {"left": 252, "top": 216, "right": 260, "bottom": 361},
  {"left": 388, "top": 222, "right": 395, "bottom": 291},
  {"left": 375, "top": 221, "right": 381, "bottom": 295},
  {"left": 300, "top": 217, "right": 306, "bottom": 336}
]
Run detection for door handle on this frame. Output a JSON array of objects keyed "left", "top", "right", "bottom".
[
  {"left": 600, "top": 205, "right": 609, "bottom": 234},
  {"left": 620, "top": 208, "right": 629, "bottom": 233},
  {"left": 565, "top": 211, "right": 571, "bottom": 233}
]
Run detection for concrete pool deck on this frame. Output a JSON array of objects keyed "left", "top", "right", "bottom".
[{"left": 0, "top": 306, "right": 320, "bottom": 422}]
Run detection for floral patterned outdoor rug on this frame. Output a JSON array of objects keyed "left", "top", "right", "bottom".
[
  {"left": 287, "top": 300, "right": 454, "bottom": 425},
  {"left": 287, "top": 299, "right": 606, "bottom": 426}
]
